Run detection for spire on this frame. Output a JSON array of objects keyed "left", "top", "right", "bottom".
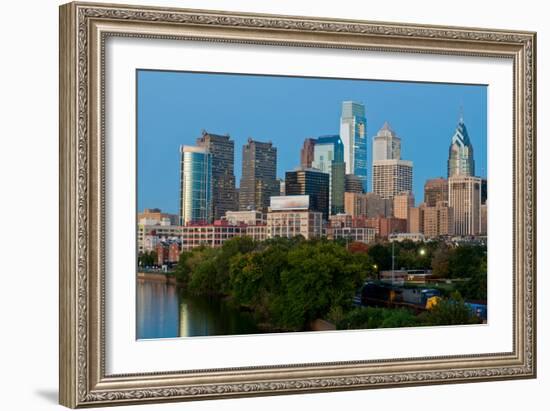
[{"left": 459, "top": 105, "right": 464, "bottom": 124}]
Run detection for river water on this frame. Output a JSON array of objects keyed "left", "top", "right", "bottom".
[{"left": 137, "top": 280, "right": 261, "bottom": 339}]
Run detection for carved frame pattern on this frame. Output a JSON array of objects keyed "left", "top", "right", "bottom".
[{"left": 59, "top": 2, "right": 536, "bottom": 408}]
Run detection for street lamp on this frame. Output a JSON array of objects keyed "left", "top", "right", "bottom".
[{"left": 419, "top": 248, "right": 426, "bottom": 256}]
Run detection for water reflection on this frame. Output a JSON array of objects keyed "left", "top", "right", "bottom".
[
  {"left": 137, "top": 280, "right": 261, "bottom": 339},
  {"left": 137, "top": 280, "right": 179, "bottom": 339}
]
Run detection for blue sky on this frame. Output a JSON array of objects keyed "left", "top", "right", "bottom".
[{"left": 137, "top": 70, "right": 487, "bottom": 214}]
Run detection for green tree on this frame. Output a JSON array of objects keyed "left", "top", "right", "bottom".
[
  {"left": 448, "top": 245, "right": 485, "bottom": 278},
  {"left": 431, "top": 245, "right": 451, "bottom": 278},
  {"left": 270, "top": 241, "right": 368, "bottom": 330},
  {"left": 138, "top": 251, "right": 157, "bottom": 267},
  {"left": 336, "top": 307, "right": 419, "bottom": 330},
  {"left": 215, "top": 236, "right": 257, "bottom": 294},
  {"left": 185, "top": 247, "right": 220, "bottom": 295},
  {"left": 456, "top": 258, "right": 487, "bottom": 301},
  {"left": 173, "top": 251, "right": 193, "bottom": 286},
  {"left": 367, "top": 243, "right": 392, "bottom": 270},
  {"left": 420, "top": 291, "right": 479, "bottom": 326}
]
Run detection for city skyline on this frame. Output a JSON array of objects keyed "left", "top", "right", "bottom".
[{"left": 138, "top": 70, "right": 487, "bottom": 214}]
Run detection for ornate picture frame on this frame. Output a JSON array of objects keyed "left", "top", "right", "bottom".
[{"left": 59, "top": 1, "right": 536, "bottom": 408}]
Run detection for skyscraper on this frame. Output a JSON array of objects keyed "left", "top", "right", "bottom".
[
  {"left": 312, "top": 135, "right": 345, "bottom": 215},
  {"left": 448, "top": 175, "right": 481, "bottom": 236},
  {"left": 372, "top": 160, "right": 413, "bottom": 199},
  {"left": 372, "top": 122, "right": 413, "bottom": 200},
  {"left": 285, "top": 168, "right": 330, "bottom": 220},
  {"left": 481, "top": 178, "right": 488, "bottom": 205},
  {"left": 424, "top": 178, "right": 448, "bottom": 207},
  {"left": 344, "top": 192, "right": 367, "bottom": 218},
  {"left": 344, "top": 174, "right": 364, "bottom": 193},
  {"left": 331, "top": 162, "right": 346, "bottom": 215},
  {"left": 423, "top": 201, "right": 454, "bottom": 238},
  {"left": 448, "top": 116, "right": 475, "bottom": 178},
  {"left": 373, "top": 122, "right": 401, "bottom": 161},
  {"left": 179, "top": 145, "right": 212, "bottom": 225},
  {"left": 300, "top": 138, "right": 317, "bottom": 169},
  {"left": 393, "top": 191, "right": 415, "bottom": 220},
  {"left": 239, "top": 138, "right": 278, "bottom": 212},
  {"left": 339, "top": 101, "right": 368, "bottom": 191},
  {"left": 408, "top": 206, "right": 424, "bottom": 233},
  {"left": 196, "top": 131, "right": 236, "bottom": 220}
]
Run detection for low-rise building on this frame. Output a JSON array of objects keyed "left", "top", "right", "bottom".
[
  {"left": 329, "top": 226, "right": 376, "bottom": 244},
  {"left": 329, "top": 213, "right": 353, "bottom": 228},
  {"left": 266, "top": 195, "right": 323, "bottom": 240},
  {"left": 156, "top": 241, "right": 181, "bottom": 266},
  {"left": 224, "top": 210, "right": 265, "bottom": 226},
  {"left": 267, "top": 210, "right": 323, "bottom": 240},
  {"left": 245, "top": 224, "right": 269, "bottom": 242},
  {"left": 181, "top": 221, "right": 244, "bottom": 250},
  {"left": 138, "top": 224, "right": 182, "bottom": 253},
  {"left": 388, "top": 232, "right": 426, "bottom": 242},
  {"left": 138, "top": 208, "right": 179, "bottom": 225},
  {"left": 365, "top": 217, "right": 407, "bottom": 238}
]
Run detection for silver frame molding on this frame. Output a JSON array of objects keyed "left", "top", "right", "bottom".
[{"left": 59, "top": 2, "right": 537, "bottom": 408}]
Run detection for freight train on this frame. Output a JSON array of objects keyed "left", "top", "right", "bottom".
[
  {"left": 357, "top": 281, "right": 487, "bottom": 321},
  {"left": 360, "top": 281, "right": 441, "bottom": 311}
]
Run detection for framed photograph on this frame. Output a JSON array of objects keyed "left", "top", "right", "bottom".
[{"left": 59, "top": 1, "right": 537, "bottom": 408}]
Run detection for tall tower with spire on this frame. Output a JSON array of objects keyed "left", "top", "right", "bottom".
[
  {"left": 373, "top": 121, "right": 401, "bottom": 161},
  {"left": 372, "top": 122, "right": 413, "bottom": 200},
  {"left": 447, "top": 114, "right": 475, "bottom": 178}
]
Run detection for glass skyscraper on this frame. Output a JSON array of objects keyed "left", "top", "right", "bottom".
[
  {"left": 196, "top": 131, "right": 237, "bottom": 220},
  {"left": 448, "top": 116, "right": 475, "bottom": 178},
  {"left": 285, "top": 168, "right": 330, "bottom": 221},
  {"left": 179, "top": 145, "right": 213, "bottom": 225},
  {"left": 339, "top": 101, "right": 368, "bottom": 192},
  {"left": 312, "top": 135, "right": 345, "bottom": 215}
]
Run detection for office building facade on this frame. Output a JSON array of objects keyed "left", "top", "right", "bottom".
[
  {"left": 345, "top": 174, "right": 364, "bottom": 193},
  {"left": 373, "top": 122, "right": 401, "bottom": 161},
  {"left": 239, "top": 138, "right": 278, "bottom": 212},
  {"left": 372, "top": 159, "right": 413, "bottom": 199},
  {"left": 285, "top": 168, "right": 330, "bottom": 220},
  {"left": 300, "top": 138, "right": 317, "bottom": 169},
  {"left": 393, "top": 191, "right": 415, "bottom": 220},
  {"left": 344, "top": 192, "right": 367, "bottom": 218},
  {"left": 424, "top": 178, "right": 449, "bottom": 207},
  {"left": 423, "top": 201, "right": 454, "bottom": 238},
  {"left": 448, "top": 116, "right": 475, "bottom": 178},
  {"left": 448, "top": 175, "right": 481, "bottom": 236},
  {"left": 364, "top": 192, "right": 393, "bottom": 218},
  {"left": 408, "top": 206, "right": 424, "bottom": 233},
  {"left": 179, "top": 145, "right": 212, "bottom": 225},
  {"left": 312, "top": 135, "right": 345, "bottom": 215},
  {"left": 196, "top": 131, "right": 237, "bottom": 220},
  {"left": 339, "top": 101, "right": 368, "bottom": 191}
]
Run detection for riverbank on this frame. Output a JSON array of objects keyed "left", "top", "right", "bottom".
[{"left": 137, "top": 271, "right": 177, "bottom": 285}]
